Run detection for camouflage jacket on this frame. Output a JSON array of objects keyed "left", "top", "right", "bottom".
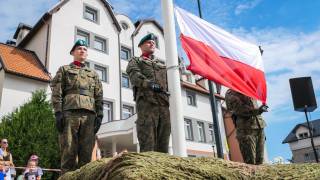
[
  {"left": 50, "top": 63, "right": 103, "bottom": 118},
  {"left": 126, "top": 56, "right": 169, "bottom": 106},
  {"left": 225, "top": 89, "right": 266, "bottom": 129}
]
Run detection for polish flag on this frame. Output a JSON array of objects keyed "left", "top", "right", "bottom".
[{"left": 175, "top": 7, "right": 267, "bottom": 103}]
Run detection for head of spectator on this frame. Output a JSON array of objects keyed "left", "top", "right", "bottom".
[
  {"left": 29, "top": 155, "right": 39, "bottom": 164},
  {"left": 0, "top": 139, "right": 8, "bottom": 151}
]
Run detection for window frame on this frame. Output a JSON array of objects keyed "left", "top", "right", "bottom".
[
  {"left": 197, "top": 121, "right": 206, "bottom": 143},
  {"left": 76, "top": 29, "right": 90, "bottom": 46},
  {"left": 122, "top": 73, "right": 130, "bottom": 88},
  {"left": 94, "top": 64, "right": 108, "bottom": 83},
  {"left": 83, "top": 4, "right": 99, "bottom": 24},
  {"left": 120, "top": 21, "right": 129, "bottom": 30},
  {"left": 120, "top": 46, "right": 132, "bottom": 61},
  {"left": 75, "top": 27, "right": 109, "bottom": 54},
  {"left": 184, "top": 119, "right": 194, "bottom": 141},
  {"left": 122, "top": 105, "right": 134, "bottom": 119},
  {"left": 103, "top": 101, "right": 113, "bottom": 123},
  {"left": 93, "top": 36, "right": 107, "bottom": 53},
  {"left": 186, "top": 90, "right": 197, "bottom": 106},
  {"left": 208, "top": 123, "right": 214, "bottom": 143}
]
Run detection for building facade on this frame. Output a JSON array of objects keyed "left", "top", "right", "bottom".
[{"left": 283, "top": 119, "right": 320, "bottom": 163}]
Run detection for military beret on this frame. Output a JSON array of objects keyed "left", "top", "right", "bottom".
[
  {"left": 70, "top": 39, "right": 88, "bottom": 54},
  {"left": 138, "top": 33, "right": 156, "bottom": 47}
]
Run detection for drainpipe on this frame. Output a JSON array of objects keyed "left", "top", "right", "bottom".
[{"left": 118, "top": 32, "right": 123, "bottom": 119}]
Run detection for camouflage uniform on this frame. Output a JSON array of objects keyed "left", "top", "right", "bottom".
[
  {"left": 126, "top": 56, "right": 171, "bottom": 153},
  {"left": 50, "top": 63, "right": 103, "bottom": 173},
  {"left": 225, "top": 89, "right": 266, "bottom": 165}
]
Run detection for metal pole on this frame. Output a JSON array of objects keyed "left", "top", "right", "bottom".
[
  {"left": 161, "top": 0, "right": 187, "bottom": 157},
  {"left": 196, "top": 0, "right": 224, "bottom": 158},
  {"left": 304, "top": 108, "right": 319, "bottom": 163}
]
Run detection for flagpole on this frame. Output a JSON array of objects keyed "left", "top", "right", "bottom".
[
  {"left": 161, "top": 0, "right": 187, "bottom": 157},
  {"left": 196, "top": 0, "right": 224, "bottom": 159}
]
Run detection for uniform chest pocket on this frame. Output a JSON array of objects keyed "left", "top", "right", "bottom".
[
  {"left": 66, "top": 69, "right": 79, "bottom": 86},
  {"left": 140, "top": 61, "right": 154, "bottom": 78},
  {"left": 87, "top": 73, "right": 96, "bottom": 89}
]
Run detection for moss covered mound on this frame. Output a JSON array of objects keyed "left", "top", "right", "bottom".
[{"left": 59, "top": 152, "right": 320, "bottom": 180}]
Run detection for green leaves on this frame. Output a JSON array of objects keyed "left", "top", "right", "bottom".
[{"left": 0, "top": 89, "right": 60, "bottom": 179}]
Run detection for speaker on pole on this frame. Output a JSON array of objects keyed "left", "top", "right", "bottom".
[
  {"left": 289, "top": 77, "right": 317, "bottom": 112},
  {"left": 289, "top": 76, "right": 319, "bottom": 163}
]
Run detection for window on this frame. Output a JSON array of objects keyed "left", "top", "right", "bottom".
[
  {"left": 197, "top": 121, "right": 206, "bottom": 142},
  {"left": 94, "top": 65, "right": 107, "bottom": 82},
  {"left": 94, "top": 36, "right": 106, "bottom": 52},
  {"left": 186, "top": 90, "right": 196, "bottom": 106},
  {"left": 76, "top": 30, "right": 90, "bottom": 45},
  {"left": 208, "top": 124, "right": 214, "bottom": 143},
  {"left": 184, "top": 119, "right": 193, "bottom": 140},
  {"left": 103, "top": 101, "right": 113, "bottom": 123},
  {"left": 121, "top": 22, "right": 129, "bottom": 30},
  {"left": 122, "top": 73, "right": 130, "bottom": 88},
  {"left": 122, "top": 105, "right": 134, "bottom": 119},
  {"left": 75, "top": 27, "right": 109, "bottom": 54},
  {"left": 154, "top": 35, "right": 159, "bottom": 49},
  {"left": 84, "top": 61, "right": 90, "bottom": 68},
  {"left": 120, "top": 46, "right": 131, "bottom": 60},
  {"left": 84, "top": 5, "right": 98, "bottom": 22},
  {"left": 298, "top": 132, "right": 309, "bottom": 139}
]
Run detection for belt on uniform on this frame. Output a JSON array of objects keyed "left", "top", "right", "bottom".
[{"left": 65, "top": 89, "right": 94, "bottom": 97}]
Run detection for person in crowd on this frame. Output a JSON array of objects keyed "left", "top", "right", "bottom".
[
  {"left": 23, "top": 160, "right": 41, "bottom": 180},
  {"left": 0, "top": 139, "right": 14, "bottom": 180}
]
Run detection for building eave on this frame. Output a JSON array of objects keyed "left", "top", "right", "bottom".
[
  {"left": 17, "top": 13, "right": 52, "bottom": 48},
  {"left": 132, "top": 19, "right": 164, "bottom": 37}
]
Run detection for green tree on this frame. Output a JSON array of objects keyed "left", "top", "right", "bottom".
[{"left": 0, "top": 89, "right": 60, "bottom": 179}]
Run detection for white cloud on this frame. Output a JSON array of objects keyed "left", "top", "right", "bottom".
[
  {"left": 0, "top": 0, "right": 57, "bottom": 42},
  {"left": 232, "top": 28, "right": 320, "bottom": 123},
  {"left": 234, "top": 0, "right": 262, "bottom": 15}
]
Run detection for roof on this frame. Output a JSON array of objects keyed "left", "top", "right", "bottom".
[
  {"left": 18, "top": 0, "right": 121, "bottom": 47},
  {"left": 132, "top": 19, "right": 163, "bottom": 36},
  {"left": 282, "top": 119, "right": 320, "bottom": 144},
  {"left": 181, "top": 81, "right": 224, "bottom": 100},
  {"left": 13, "top": 23, "right": 33, "bottom": 39},
  {"left": 0, "top": 43, "right": 50, "bottom": 82}
]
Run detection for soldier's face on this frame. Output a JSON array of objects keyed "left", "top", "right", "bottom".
[
  {"left": 72, "top": 46, "right": 88, "bottom": 62},
  {"left": 140, "top": 40, "right": 155, "bottom": 54}
]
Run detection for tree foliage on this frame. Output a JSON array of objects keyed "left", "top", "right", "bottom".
[{"left": 0, "top": 89, "right": 60, "bottom": 179}]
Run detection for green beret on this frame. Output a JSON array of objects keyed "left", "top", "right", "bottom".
[
  {"left": 138, "top": 33, "right": 156, "bottom": 47},
  {"left": 70, "top": 39, "right": 88, "bottom": 54}
]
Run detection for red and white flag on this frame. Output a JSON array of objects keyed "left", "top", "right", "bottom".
[{"left": 175, "top": 7, "right": 267, "bottom": 103}]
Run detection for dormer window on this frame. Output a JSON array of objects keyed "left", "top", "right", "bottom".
[
  {"left": 121, "top": 22, "right": 129, "bottom": 30},
  {"left": 298, "top": 132, "right": 309, "bottom": 139}
]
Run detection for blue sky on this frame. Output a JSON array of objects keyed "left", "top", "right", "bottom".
[{"left": 1, "top": 0, "right": 320, "bottom": 162}]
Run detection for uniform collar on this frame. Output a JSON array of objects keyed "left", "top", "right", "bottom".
[
  {"left": 70, "top": 60, "right": 86, "bottom": 69},
  {"left": 141, "top": 53, "right": 155, "bottom": 60}
]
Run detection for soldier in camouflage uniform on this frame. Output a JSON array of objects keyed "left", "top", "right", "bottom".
[
  {"left": 126, "top": 34, "right": 171, "bottom": 153},
  {"left": 50, "top": 40, "right": 103, "bottom": 173},
  {"left": 225, "top": 89, "right": 267, "bottom": 165}
]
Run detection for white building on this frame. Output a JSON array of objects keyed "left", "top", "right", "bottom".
[
  {"left": 283, "top": 119, "right": 320, "bottom": 163},
  {"left": 0, "top": 0, "right": 230, "bottom": 158}
]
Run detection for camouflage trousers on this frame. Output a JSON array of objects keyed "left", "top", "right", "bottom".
[
  {"left": 59, "top": 110, "right": 96, "bottom": 174},
  {"left": 136, "top": 101, "right": 171, "bottom": 153},
  {"left": 236, "top": 129, "right": 265, "bottom": 165}
]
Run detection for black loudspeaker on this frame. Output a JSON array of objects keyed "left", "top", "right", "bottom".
[{"left": 289, "top": 77, "right": 317, "bottom": 112}]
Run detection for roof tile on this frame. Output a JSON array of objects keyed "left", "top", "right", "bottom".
[{"left": 0, "top": 43, "right": 50, "bottom": 82}]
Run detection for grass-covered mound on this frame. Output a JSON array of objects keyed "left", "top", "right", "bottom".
[{"left": 59, "top": 152, "right": 320, "bottom": 180}]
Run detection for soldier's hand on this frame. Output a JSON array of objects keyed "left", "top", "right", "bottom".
[
  {"left": 259, "top": 105, "right": 269, "bottom": 113},
  {"left": 94, "top": 116, "right": 103, "bottom": 134},
  {"left": 55, "top": 112, "right": 64, "bottom": 133},
  {"left": 148, "top": 82, "right": 162, "bottom": 93}
]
